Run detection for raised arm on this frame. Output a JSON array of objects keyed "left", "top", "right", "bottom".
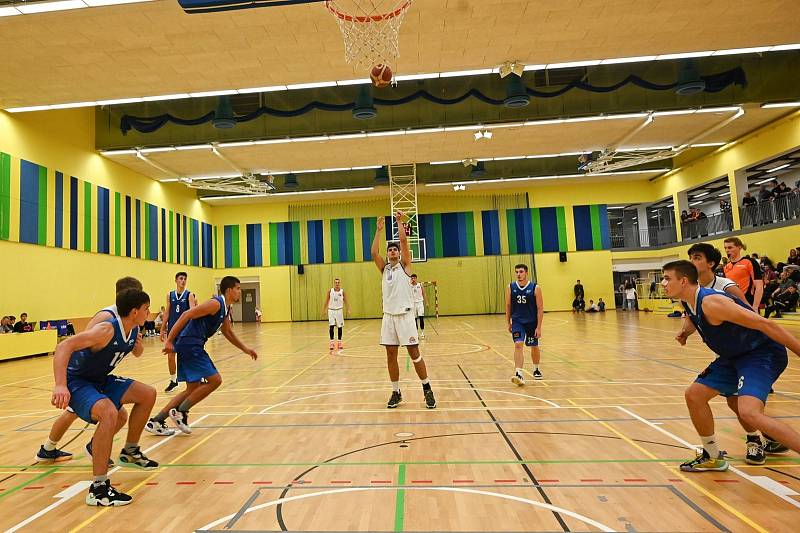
[
  {"left": 51, "top": 323, "right": 114, "bottom": 409},
  {"left": 396, "top": 211, "right": 412, "bottom": 267},
  {"left": 703, "top": 295, "right": 800, "bottom": 356},
  {"left": 371, "top": 216, "right": 387, "bottom": 272}
]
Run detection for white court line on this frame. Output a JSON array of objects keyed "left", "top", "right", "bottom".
[
  {"left": 0, "top": 410, "right": 55, "bottom": 420},
  {"left": 0, "top": 375, "right": 52, "bottom": 388},
  {"left": 257, "top": 387, "right": 560, "bottom": 414},
  {"left": 617, "top": 406, "right": 800, "bottom": 511},
  {"left": 196, "top": 486, "right": 614, "bottom": 532},
  {"left": 4, "top": 414, "right": 211, "bottom": 533}
]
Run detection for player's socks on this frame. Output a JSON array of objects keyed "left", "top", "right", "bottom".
[
  {"left": 119, "top": 444, "right": 159, "bottom": 469},
  {"left": 391, "top": 381, "right": 401, "bottom": 393},
  {"left": 44, "top": 438, "right": 58, "bottom": 452},
  {"left": 329, "top": 325, "right": 335, "bottom": 340},
  {"left": 87, "top": 479, "right": 132, "bottom": 507},
  {"left": 700, "top": 435, "right": 719, "bottom": 458},
  {"left": 421, "top": 378, "right": 430, "bottom": 390}
]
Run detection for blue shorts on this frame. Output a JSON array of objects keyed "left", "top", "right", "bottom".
[
  {"left": 67, "top": 374, "right": 134, "bottom": 424},
  {"left": 176, "top": 343, "right": 218, "bottom": 383},
  {"left": 511, "top": 321, "right": 539, "bottom": 347},
  {"left": 695, "top": 347, "right": 788, "bottom": 403}
]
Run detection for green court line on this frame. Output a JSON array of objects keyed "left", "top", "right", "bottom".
[
  {"left": 0, "top": 467, "right": 57, "bottom": 500},
  {"left": 394, "top": 463, "right": 406, "bottom": 531}
]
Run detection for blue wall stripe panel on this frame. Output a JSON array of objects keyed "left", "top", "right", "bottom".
[
  {"left": 135, "top": 199, "right": 141, "bottom": 258},
  {"left": 573, "top": 205, "right": 594, "bottom": 251},
  {"left": 203, "top": 222, "right": 213, "bottom": 267},
  {"left": 539, "top": 207, "right": 559, "bottom": 253},
  {"left": 19, "top": 160, "right": 39, "bottom": 244},
  {"left": 307, "top": 220, "right": 324, "bottom": 264},
  {"left": 191, "top": 218, "right": 199, "bottom": 266},
  {"left": 481, "top": 210, "right": 500, "bottom": 255},
  {"left": 70, "top": 177, "right": 79, "bottom": 250},
  {"left": 223, "top": 225, "right": 233, "bottom": 268},
  {"left": 360, "top": 218, "right": 372, "bottom": 262},
  {"left": 513, "top": 209, "right": 534, "bottom": 254},
  {"left": 97, "top": 186, "right": 110, "bottom": 254},
  {"left": 598, "top": 205, "right": 612, "bottom": 249},
  {"left": 161, "top": 208, "right": 167, "bottom": 261},
  {"left": 54, "top": 172, "right": 63, "bottom": 248},
  {"left": 441, "top": 212, "right": 460, "bottom": 257},
  {"left": 246, "top": 223, "right": 262, "bottom": 267},
  {"left": 125, "top": 195, "right": 132, "bottom": 257}
]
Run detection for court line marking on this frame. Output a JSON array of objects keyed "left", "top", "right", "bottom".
[
  {"left": 257, "top": 387, "right": 559, "bottom": 415},
  {"left": 568, "top": 400, "right": 768, "bottom": 533},
  {"left": 195, "top": 486, "right": 615, "bottom": 532},
  {"left": 3, "top": 414, "right": 211, "bottom": 533},
  {"left": 618, "top": 406, "right": 800, "bottom": 511}
]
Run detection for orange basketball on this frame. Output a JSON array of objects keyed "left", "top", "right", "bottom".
[{"left": 370, "top": 64, "right": 393, "bottom": 88}]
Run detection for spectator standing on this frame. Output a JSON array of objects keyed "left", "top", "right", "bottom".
[
  {"left": 624, "top": 282, "right": 637, "bottom": 311},
  {"left": 573, "top": 280, "right": 584, "bottom": 299},
  {"left": 12, "top": 313, "right": 34, "bottom": 333},
  {"left": 774, "top": 182, "right": 791, "bottom": 220}
]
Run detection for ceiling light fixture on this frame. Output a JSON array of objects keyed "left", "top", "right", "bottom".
[
  {"left": 761, "top": 101, "right": 800, "bottom": 108},
  {"left": 473, "top": 129, "right": 492, "bottom": 140},
  {"left": 766, "top": 163, "right": 791, "bottom": 173}
]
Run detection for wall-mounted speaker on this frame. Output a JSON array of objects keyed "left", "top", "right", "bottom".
[
  {"left": 559, "top": 252, "right": 567, "bottom": 262},
  {"left": 298, "top": 264, "right": 305, "bottom": 274}
]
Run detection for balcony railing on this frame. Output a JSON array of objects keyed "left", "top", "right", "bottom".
[
  {"left": 741, "top": 193, "right": 800, "bottom": 228},
  {"left": 681, "top": 210, "right": 734, "bottom": 240},
  {"left": 610, "top": 225, "right": 677, "bottom": 249}
]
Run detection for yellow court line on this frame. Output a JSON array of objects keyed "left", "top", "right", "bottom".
[
  {"left": 566, "top": 399, "right": 768, "bottom": 533},
  {"left": 67, "top": 407, "right": 254, "bottom": 533}
]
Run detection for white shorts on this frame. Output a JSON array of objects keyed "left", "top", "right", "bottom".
[
  {"left": 328, "top": 309, "right": 344, "bottom": 327},
  {"left": 413, "top": 302, "right": 425, "bottom": 317},
  {"left": 380, "top": 312, "right": 419, "bottom": 346}
]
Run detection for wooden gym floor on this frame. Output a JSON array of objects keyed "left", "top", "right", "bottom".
[{"left": 1, "top": 312, "right": 799, "bottom": 532}]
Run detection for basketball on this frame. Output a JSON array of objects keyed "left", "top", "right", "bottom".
[{"left": 370, "top": 64, "right": 393, "bottom": 88}]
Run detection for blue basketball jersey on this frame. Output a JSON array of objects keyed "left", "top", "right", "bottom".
[
  {"left": 176, "top": 295, "right": 227, "bottom": 346},
  {"left": 167, "top": 289, "right": 192, "bottom": 330},
  {"left": 67, "top": 317, "right": 139, "bottom": 383},
  {"left": 510, "top": 281, "right": 538, "bottom": 324},
  {"left": 682, "top": 287, "right": 783, "bottom": 359}
]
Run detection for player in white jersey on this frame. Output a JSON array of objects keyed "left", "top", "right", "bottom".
[
  {"left": 681, "top": 242, "right": 789, "bottom": 461},
  {"left": 410, "top": 274, "right": 426, "bottom": 339},
  {"left": 372, "top": 212, "right": 436, "bottom": 409},
  {"left": 323, "top": 278, "right": 349, "bottom": 352}
]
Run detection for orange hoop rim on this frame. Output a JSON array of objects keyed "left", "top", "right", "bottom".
[{"left": 325, "top": 0, "right": 412, "bottom": 23}]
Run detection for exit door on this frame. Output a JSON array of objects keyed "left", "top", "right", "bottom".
[{"left": 241, "top": 288, "right": 257, "bottom": 322}]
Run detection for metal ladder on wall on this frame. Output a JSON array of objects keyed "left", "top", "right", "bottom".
[{"left": 388, "top": 163, "right": 426, "bottom": 261}]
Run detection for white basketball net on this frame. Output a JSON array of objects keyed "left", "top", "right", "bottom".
[{"left": 324, "top": 0, "right": 413, "bottom": 70}]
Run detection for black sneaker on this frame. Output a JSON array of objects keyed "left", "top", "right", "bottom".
[
  {"left": 765, "top": 438, "right": 790, "bottom": 454},
  {"left": 424, "top": 388, "right": 437, "bottom": 409},
  {"left": 35, "top": 445, "right": 73, "bottom": 463},
  {"left": 86, "top": 440, "right": 113, "bottom": 467},
  {"left": 118, "top": 446, "right": 159, "bottom": 470},
  {"left": 164, "top": 380, "right": 179, "bottom": 393},
  {"left": 387, "top": 391, "right": 402, "bottom": 409},
  {"left": 169, "top": 408, "right": 192, "bottom": 434},
  {"left": 745, "top": 436, "right": 766, "bottom": 465},
  {"left": 533, "top": 369, "right": 543, "bottom": 380},
  {"left": 145, "top": 418, "right": 176, "bottom": 436},
  {"left": 86, "top": 479, "right": 132, "bottom": 507}
]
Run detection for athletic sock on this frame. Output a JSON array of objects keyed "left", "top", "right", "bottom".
[
  {"left": 515, "top": 367, "right": 523, "bottom": 376},
  {"left": 701, "top": 435, "right": 719, "bottom": 458},
  {"left": 153, "top": 411, "right": 168, "bottom": 423},
  {"left": 337, "top": 327, "right": 343, "bottom": 340},
  {"left": 329, "top": 325, "right": 335, "bottom": 340},
  {"left": 534, "top": 365, "right": 540, "bottom": 371},
  {"left": 178, "top": 399, "right": 193, "bottom": 413},
  {"left": 391, "top": 381, "right": 400, "bottom": 393},
  {"left": 124, "top": 442, "right": 139, "bottom": 453},
  {"left": 44, "top": 439, "right": 58, "bottom": 452},
  {"left": 421, "top": 379, "right": 431, "bottom": 391},
  {"left": 93, "top": 475, "right": 108, "bottom": 487},
  {"left": 170, "top": 374, "right": 177, "bottom": 382},
  {"left": 746, "top": 431, "right": 760, "bottom": 440}
]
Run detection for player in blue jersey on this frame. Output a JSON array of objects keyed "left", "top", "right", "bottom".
[
  {"left": 661, "top": 260, "right": 800, "bottom": 472},
  {"left": 161, "top": 271, "right": 197, "bottom": 393},
  {"left": 51, "top": 288, "right": 159, "bottom": 507},
  {"left": 147, "top": 276, "right": 257, "bottom": 435},
  {"left": 35, "top": 277, "right": 166, "bottom": 463},
  {"left": 505, "top": 264, "right": 544, "bottom": 386}
]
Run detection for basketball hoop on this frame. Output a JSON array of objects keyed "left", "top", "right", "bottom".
[{"left": 324, "top": 0, "right": 413, "bottom": 70}]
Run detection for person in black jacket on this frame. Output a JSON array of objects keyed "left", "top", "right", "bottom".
[{"left": 764, "top": 285, "right": 798, "bottom": 318}]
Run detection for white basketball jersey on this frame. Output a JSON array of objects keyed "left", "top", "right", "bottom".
[
  {"left": 329, "top": 288, "right": 344, "bottom": 310},
  {"left": 410, "top": 282, "right": 424, "bottom": 303},
  {"left": 704, "top": 275, "right": 736, "bottom": 292},
  {"left": 382, "top": 262, "right": 413, "bottom": 315}
]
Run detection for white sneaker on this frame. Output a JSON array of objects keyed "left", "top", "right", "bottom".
[
  {"left": 169, "top": 408, "right": 192, "bottom": 434},
  {"left": 419, "top": 331, "right": 425, "bottom": 339},
  {"left": 145, "top": 418, "right": 176, "bottom": 436},
  {"left": 511, "top": 373, "right": 525, "bottom": 386}
]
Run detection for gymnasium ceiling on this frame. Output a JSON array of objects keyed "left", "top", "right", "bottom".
[{"left": 3, "top": 0, "right": 800, "bottom": 199}]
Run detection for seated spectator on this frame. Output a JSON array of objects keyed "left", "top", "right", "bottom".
[
  {"left": 787, "top": 264, "right": 800, "bottom": 284},
  {"left": 0, "top": 316, "right": 12, "bottom": 333},
  {"left": 788, "top": 248, "right": 800, "bottom": 266},
  {"left": 154, "top": 306, "right": 165, "bottom": 330},
  {"left": 12, "top": 313, "right": 34, "bottom": 333},
  {"left": 586, "top": 299, "right": 598, "bottom": 312},
  {"left": 764, "top": 284, "right": 798, "bottom": 319},
  {"left": 597, "top": 298, "right": 606, "bottom": 312},
  {"left": 572, "top": 296, "right": 585, "bottom": 313}
]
